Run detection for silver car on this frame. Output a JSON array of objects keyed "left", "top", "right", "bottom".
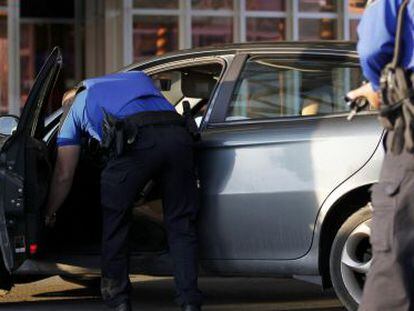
[{"left": 0, "top": 43, "right": 382, "bottom": 311}]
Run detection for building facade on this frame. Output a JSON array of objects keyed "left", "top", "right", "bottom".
[{"left": 0, "top": 0, "right": 367, "bottom": 115}]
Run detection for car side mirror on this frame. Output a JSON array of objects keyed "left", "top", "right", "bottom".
[{"left": 0, "top": 115, "right": 19, "bottom": 136}]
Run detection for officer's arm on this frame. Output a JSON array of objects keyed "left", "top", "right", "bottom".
[
  {"left": 45, "top": 90, "right": 85, "bottom": 227},
  {"left": 45, "top": 146, "right": 80, "bottom": 226},
  {"left": 357, "top": 0, "right": 401, "bottom": 90}
]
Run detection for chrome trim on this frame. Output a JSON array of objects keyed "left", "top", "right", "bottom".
[{"left": 208, "top": 111, "right": 379, "bottom": 128}]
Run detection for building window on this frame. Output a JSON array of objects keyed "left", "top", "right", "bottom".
[
  {"left": 133, "top": 0, "right": 179, "bottom": 9},
  {"left": 191, "top": 0, "right": 234, "bottom": 48},
  {"left": 129, "top": 0, "right": 366, "bottom": 61},
  {"left": 246, "top": 18, "right": 285, "bottom": 42},
  {"left": 192, "top": 16, "right": 233, "bottom": 47},
  {"left": 191, "top": 0, "right": 233, "bottom": 10},
  {"left": 133, "top": 16, "right": 179, "bottom": 60},
  {"left": 246, "top": 0, "right": 286, "bottom": 11},
  {"left": 245, "top": 0, "right": 287, "bottom": 43},
  {"left": 299, "top": 0, "right": 337, "bottom": 12},
  {"left": 299, "top": 18, "right": 337, "bottom": 40},
  {"left": 132, "top": 0, "right": 180, "bottom": 60},
  {"left": 20, "top": 22, "right": 76, "bottom": 112},
  {"left": 297, "top": 0, "right": 338, "bottom": 40},
  {"left": 19, "top": 0, "right": 77, "bottom": 113}
]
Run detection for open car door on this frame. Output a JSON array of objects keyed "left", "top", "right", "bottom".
[{"left": 0, "top": 47, "right": 62, "bottom": 272}]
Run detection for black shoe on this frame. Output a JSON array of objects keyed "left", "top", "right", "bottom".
[
  {"left": 181, "top": 305, "right": 201, "bottom": 311},
  {"left": 112, "top": 302, "right": 132, "bottom": 311}
]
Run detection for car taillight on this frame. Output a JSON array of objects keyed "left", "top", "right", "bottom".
[{"left": 29, "top": 243, "right": 38, "bottom": 255}]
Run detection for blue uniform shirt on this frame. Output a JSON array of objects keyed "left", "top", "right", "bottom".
[
  {"left": 57, "top": 71, "right": 175, "bottom": 146},
  {"left": 357, "top": 0, "right": 414, "bottom": 90}
]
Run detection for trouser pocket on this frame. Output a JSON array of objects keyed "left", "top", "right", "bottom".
[{"left": 370, "top": 164, "right": 406, "bottom": 252}]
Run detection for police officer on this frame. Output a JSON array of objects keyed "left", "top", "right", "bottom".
[
  {"left": 44, "top": 72, "right": 203, "bottom": 311},
  {"left": 347, "top": 0, "right": 414, "bottom": 310}
]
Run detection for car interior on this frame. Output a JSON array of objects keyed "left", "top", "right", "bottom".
[
  {"left": 40, "top": 62, "right": 223, "bottom": 257},
  {"left": 152, "top": 63, "right": 222, "bottom": 126}
]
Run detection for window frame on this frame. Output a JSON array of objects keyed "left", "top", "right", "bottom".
[{"left": 207, "top": 52, "right": 378, "bottom": 128}]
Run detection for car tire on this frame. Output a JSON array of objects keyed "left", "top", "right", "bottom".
[{"left": 330, "top": 206, "right": 372, "bottom": 311}]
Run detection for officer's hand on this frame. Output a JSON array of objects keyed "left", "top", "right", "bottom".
[
  {"left": 346, "top": 82, "right": 381, "bottom": 109},
  {"left": 45, "top": 212, "right": 57, "bottom": 228},
  {"left": 62, "top": 88, "right": 78, "bottom": 107}
]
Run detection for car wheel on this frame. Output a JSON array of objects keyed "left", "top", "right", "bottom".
[{"left": 330, "top": 206, "right": 372, "bottom": 311}]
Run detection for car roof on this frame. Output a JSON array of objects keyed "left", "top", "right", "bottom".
[{"left": 124, "top": 41, "right": 358, "bottom": 71}]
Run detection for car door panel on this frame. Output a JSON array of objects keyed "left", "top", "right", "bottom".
[
  {"left": 0, "top": 47, "right": 62, "bottom": 272},
  {"left": 198, "top": 55, "right": 383, "bottom": 261}
]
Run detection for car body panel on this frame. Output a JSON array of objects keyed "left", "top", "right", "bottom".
[{"left": 197, "top": 113, "right": 382, "bottom": 262}]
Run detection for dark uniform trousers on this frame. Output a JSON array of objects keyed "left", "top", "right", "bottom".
[
  {"left": 360, "top": 132, "right": 414, "bottom": 311},
  {"left": 99, "top": 125, "right": 203, "bottom": 308}
]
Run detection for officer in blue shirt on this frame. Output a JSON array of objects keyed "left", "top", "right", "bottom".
[
  {"left": 44, "top": 72, "right": 202, "bottom": 311},
  {"left": 347, "top": 0, "right": 414, "bottom": 310}
]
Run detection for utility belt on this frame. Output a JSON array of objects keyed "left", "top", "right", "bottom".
[
  {"left": 379, "top": 66, "right": 414, "bottom": 155},
  {"left": 377, "top": 0, "right": 414, "bottom": 155},
  {"left": 101, "top": 107, "right": 199, "bottom": 159}
]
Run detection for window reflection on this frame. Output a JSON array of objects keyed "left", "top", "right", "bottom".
[
  {"left": 0, "top": 14, "right": 7, "bottom": 114},
  {"left": 192, "top": 0, "right": 233, "bottom": 10},
  {"left": 133, "top": 0, "right": 178, "bottom": 9},
  {"left": 299, "top": 19, "right": 337, "bottom": 40},
  {"left": 192, "top": 17, "right": 233, "bottom": 47},
  {"left": 133, "top": 16, "right": 178, "bottom": 60},
  {"left": 246, "top": 0, "right": 285, "bottom": 11},
  {"left": 247, "top": 18, "right": 285, "bottom": 42},
  {"left": 299, "top": 0, "right": 336, "bottom": 12}
]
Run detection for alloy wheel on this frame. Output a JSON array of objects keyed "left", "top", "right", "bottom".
[{"left": 340, "top": 219, "right": 372, "bottom": 304}]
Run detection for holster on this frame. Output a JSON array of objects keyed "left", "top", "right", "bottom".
[
  {"left": 379, "top": 66, "right": 414, "bottom": 154},
  {"left": 101, "top": 109, "right": 137, "bottom": 160},
  {"left": 101, "top": 108, "right": 199, "bottom": 160}
]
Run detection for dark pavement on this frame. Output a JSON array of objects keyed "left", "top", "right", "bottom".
[{"left": 0, "top": 276, "right": 346, "bottom": 310}]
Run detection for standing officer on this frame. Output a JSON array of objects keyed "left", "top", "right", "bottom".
[
  {"left": 347, "top": 0, "right": 414, "bottom": 310},
  {"left": 44, "top": 72, "right": 203, "bottom": 311}
]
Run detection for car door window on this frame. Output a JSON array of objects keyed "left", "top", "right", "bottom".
[
  {"left": 151, "top": 63, "right": 223, "bottom": 126},
  {"left": 226, "top": 57, "right": 367, "bottom": 121}
]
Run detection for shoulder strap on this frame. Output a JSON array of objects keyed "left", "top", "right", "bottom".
[{"left": 391, "top": 0, "right": 410, "bottom": 68}]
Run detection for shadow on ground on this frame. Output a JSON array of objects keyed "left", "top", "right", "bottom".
[{"left": 0, "top": 276, "right": 346, "bottom": 311}]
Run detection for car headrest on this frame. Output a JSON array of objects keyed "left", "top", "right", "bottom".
[{"left": 181, "top": 72, "right": 217, "bottom": 99}]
